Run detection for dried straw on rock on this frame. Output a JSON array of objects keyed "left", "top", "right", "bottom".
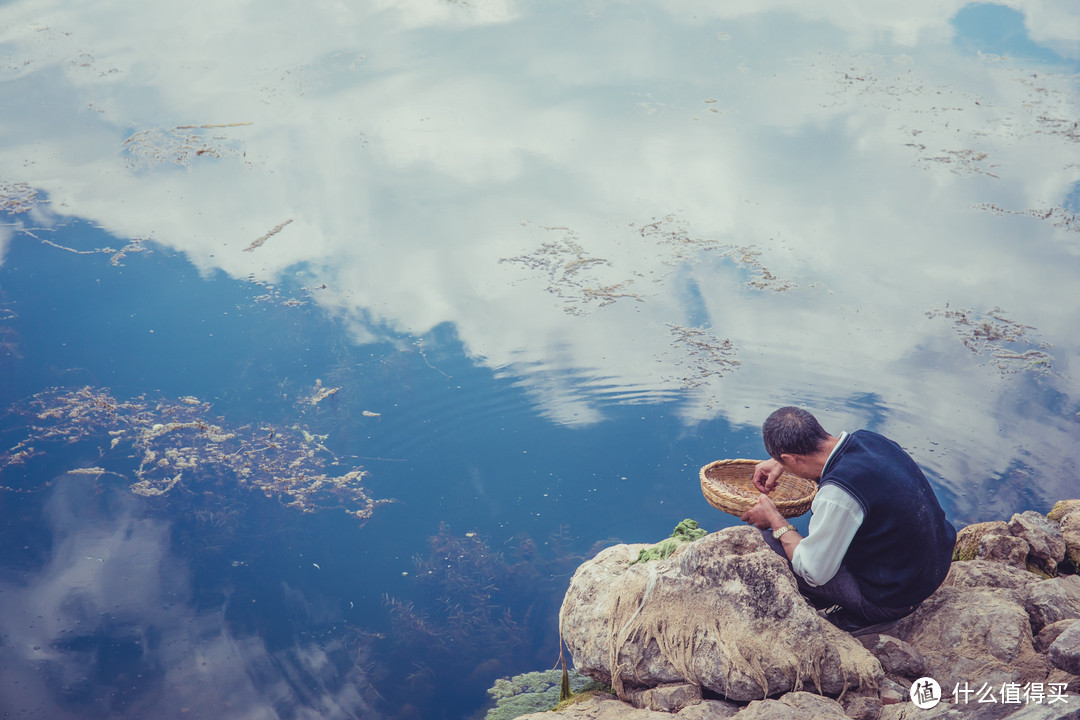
[{"left": 560, "top": 527, "right": 882, "bottom": 702}]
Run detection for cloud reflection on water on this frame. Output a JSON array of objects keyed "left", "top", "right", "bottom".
[
  {"left": 0, "top": 476, "right": 378, "bottom": 719},
  {"left": 1, "top": 0, "right": 1079, "bottom": 519}
]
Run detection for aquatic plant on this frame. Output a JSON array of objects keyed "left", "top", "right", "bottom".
[
  {"left": 483, "top": 669, "right": 607, "bottom": 720},
  {"left": 379, "top": 523, "right": 583, "bottom": 719},
  {"left": 630, "top": 518, "right": 707, "bottom": 565},
  {"left": 924, "top": 304, "right": 1053, "bottom": 375},
  {"left": 0, "top": 386, "right": 387, "bottom": 521}
]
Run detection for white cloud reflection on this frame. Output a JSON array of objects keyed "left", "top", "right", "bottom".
[
  {"left": 2, "top": 0, "right": 1080, "bottom": 514},
  {"left": 0, "top": 476, "right": 378, "bottom": 719}
]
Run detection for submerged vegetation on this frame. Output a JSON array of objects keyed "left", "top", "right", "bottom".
[{"left": 379, "top": 522, "right": 585, "bottom": 720}]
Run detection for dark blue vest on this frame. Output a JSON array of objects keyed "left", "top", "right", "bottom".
[{"left": 819, "top": 430, "right": 957, "bottom": 607}]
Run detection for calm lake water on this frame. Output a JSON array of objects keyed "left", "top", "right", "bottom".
[{"left": 2, "top": 2, "right": 1079, "bottom": 718}]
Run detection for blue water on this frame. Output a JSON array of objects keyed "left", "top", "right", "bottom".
[
  {"left": 0, "top": 219, "right": 762, "bottom": 718},
  {"left": 3, "top": 2, "right": 1080, "bottom": 718}
]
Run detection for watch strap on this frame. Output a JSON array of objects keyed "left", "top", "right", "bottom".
[{"left": 772, "top": 524, "right": 796, "bottom": 540}]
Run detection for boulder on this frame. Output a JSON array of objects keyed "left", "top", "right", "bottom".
[
  {"left": 953, "top": 521, "right": 1010, "bottom": 561},
  {"left": 939, "top": 558, "right": 1041, "bottom": 591},
  {"left": 983, "top": 534, "right": 1032, "bottom": 569},
  {"left": 559, "top": 526, "right": 883, "bottom": 702},
  {"left": 890, "top": 585, "right": 1049, "bottom": 689},
  {"left": 1047, "top": 620, "right": 1080, "bottom": 675},
  {"left": 1047, "top": 500, "right": 1080, "bottom": 574},
  {"left": 676, "top": 701, "right": 741, "bottom": 720},
  {"left": 953, "top": 521, "right": 1032, "bottom": 569},
  {"left": 514, "top": 694, "right": 675, "bottom": 720},
  {"left": 838, "top": 687, "right": 883, "bottom": 720},
  {"left": 530, "top": 501, "right": 1080, "bottom": 720},
  {"left": 627, "top": 683, "right": 701, "bottom": 713},
  {"left": 1009, "top": 511, "right": 1066, "bottom": 575},
  {"left": 519, "top": 691, "right": 872, "bottom": 720},
  {"left": 1024, "top": 575, "right": 1080, "bottom": 633},
  {"left": 879, "top": 699, "right": 1079, "bottom": 719},
  {"left": 857, "top": 634, "right": 925, "bottom": 679},
  {"left": 1035, "top": 619, "right": 1080, "bottom": 653},
  {"left": 734, "top": 692, "right": 850, "bottom": 719}
]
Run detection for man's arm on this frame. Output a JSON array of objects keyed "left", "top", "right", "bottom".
[
  {"left": 741, "top": 494, "right": 802, "bottom": 561},
  {"left": 741, "top": 486, "right": 864, "bottom": 582},
  {"left": 791, "top": 488, "right": 864, "bottom": 586}
]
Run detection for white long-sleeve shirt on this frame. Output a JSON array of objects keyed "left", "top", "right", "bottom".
[{"left": 790, "top": 432, "right": 866, "bottom": 587}]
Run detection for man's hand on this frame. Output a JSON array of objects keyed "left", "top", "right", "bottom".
[
  {"left": 740, "top": 493, "right": 784, "bottom": 530},
  {"left": 752, "top": 458, "right": 784, "bottom": 494}
]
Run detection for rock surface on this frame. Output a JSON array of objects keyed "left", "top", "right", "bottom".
[
  {"left": 1047, "top": 620, "right": 1080, "bottom": 675},
  {"left": 502, "top": 501, "right": 1080, "bottom": 720},
  {"left": 1009, "top": 511, "right": 1066, "bottom": 575},
  {"left": 1048, "top": 501, "right": 1080, "bottom": 574},
  {"left": 559, "top": 526, "right": 882, "bottom": 702}
]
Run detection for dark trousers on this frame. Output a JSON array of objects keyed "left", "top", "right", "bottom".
[{"left": 760, "top": 530, "right": 917, "bottom": 625}]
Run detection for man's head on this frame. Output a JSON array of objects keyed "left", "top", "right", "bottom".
[{"left": 762, "top": 406, "right": 830, "bottom": 461}]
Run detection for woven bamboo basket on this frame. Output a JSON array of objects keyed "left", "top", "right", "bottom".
[{"left": 700, "top": 458, "right": 817, "bottom": 519}]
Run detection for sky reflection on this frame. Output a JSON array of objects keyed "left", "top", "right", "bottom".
[
  {"left": 4, "top": 4, "right": 1080, "bottom": 718},
  {"left": 0, "top": 476, "right": 378, "bottom": 719},
  {"left": 2, "top": 3, "right": 1079, "bottom": 512}
]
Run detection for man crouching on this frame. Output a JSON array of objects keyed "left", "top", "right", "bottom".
[{"left": 741, "top": 406, "right": 957, "bottom": 635}]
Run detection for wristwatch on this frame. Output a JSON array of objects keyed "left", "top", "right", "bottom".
[{"left": 772, "top": 524, "right": 796, "bottom": 540}]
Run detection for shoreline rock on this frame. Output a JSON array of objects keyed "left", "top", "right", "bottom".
[{"left": 495, "top": 500, "right": 1080, "bottom": 720}]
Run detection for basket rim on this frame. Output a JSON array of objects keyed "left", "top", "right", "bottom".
[{"left": 699, "top": 457, "right": 817, "bottom": 518}]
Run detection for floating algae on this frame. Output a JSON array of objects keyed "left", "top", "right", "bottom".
[
  {"left": 0, "top": 386, "right": 387, "bottom": 521},
  {"left": 924, "top": 304, "right": 1053, "bottom": 375}
]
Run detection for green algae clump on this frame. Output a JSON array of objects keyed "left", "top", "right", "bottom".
[
  {"left": 630, "top": 519, "right": 707, "bottom": 565},
  {"left": 483, "top": 669, "right": 607, "bottom": 720}
]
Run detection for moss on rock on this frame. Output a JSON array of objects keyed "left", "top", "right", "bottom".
[
  {"left": 952, "top": 521, "right": 1009, "bottom": 562},
  {"left": 483, "top": 669, "right": 608, "bottom": 720}
]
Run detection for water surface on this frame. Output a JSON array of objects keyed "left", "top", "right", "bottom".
[{"left": 2, "top": 1, "right": 1079, "bottom": 718}]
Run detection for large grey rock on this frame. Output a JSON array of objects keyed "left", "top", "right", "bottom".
[
  {"left": 857, "top": 633, "right": 925, "bottom": 679},
  {"left": 733, "top": 692, "right": 850, "bottom": 719},
  {"left": 839, "top": 687, "right": 883, "bottom": 720},
  {"left": 1047, "top": 500, "right": 1080, "bottom": 574},
  {"left": 676, "top": 700, "right": 740, "bottom": 719},
  {"left": 982, "top": 533, "right": 1033, "bottom": 569},
  {"left": 1035, "top": 619, "right": 1079, "bottom": 653},
  {"left": 559, "top": 526, "right": 882, "bottom": 702},
  {"left": 939, "top": 559, "right": 1041, "bottom": 591},
  {"left": 514, "top": 694, "right": 738, "bottom": 720},
  {"left": 1047, "top": 619, "right": 1080, "bottom": 675},
  {"left": 1024, "top": 575, "right": 1080, "bottom": 633},
  {"left": 514, "top": 694, "right": 669, "bottom": 720},
  {"left": 953, "top": 521, "right": 1009, "bottom": 561},
  {"left": 880, "top": 698, "right": 1080, "bottom": 719},
  {"left": 627, "top": 683, "right": 701, "bottom": 712},
  {"left": 891, "top": 585, "right": 1049, "bottom": 690},
  {"left": 1010, "top": 511, "right": 1066, "bottom": 574}
]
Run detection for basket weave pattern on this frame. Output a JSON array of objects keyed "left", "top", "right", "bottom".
[{"left": 699, "top": 458, "right": 817, "bottom": 519}]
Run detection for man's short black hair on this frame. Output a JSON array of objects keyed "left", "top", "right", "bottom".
[{"left": 762, "top": 406, "right": 830, "bottom": 460}]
